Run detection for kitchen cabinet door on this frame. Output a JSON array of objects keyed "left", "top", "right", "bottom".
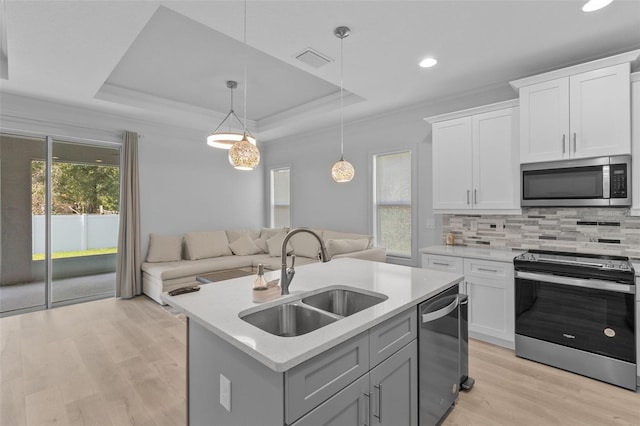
[
  {"left": 464, "top": 261, "right": 515, "bottom": 347},
  {"left": 569, "top": 63, "right": 631, "bottom": 159},
  {"left": 519, "top": 78, "right": 570, "bottom": 163},
  {"left": 292, "top": 374, "right": 370, "bottom": 426},
  {"left": 472, "top": 107, "right": 520, "bottom": 210},
  {"left": 432, "top": 117, "right": 473, "bottom": 210},
  {"left": 369, "top": 340, "right": 418, "bottom": 426}
]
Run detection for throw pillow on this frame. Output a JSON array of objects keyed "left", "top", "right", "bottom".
[
  {"left": 325, "top": 238, "right": 369, "bottom": 258},
  {"left": 226, "top": 228, "right": 260, "bottom": 243},
  {"left": 290, "top": 231, "right": 321, "bottom": 259},
  {"left": 146, "top": 233, "right": 182, "bottom": 262},
  {"left": 228, "top": 234, "right": 262, "bottom": 256},
  {"left": 254, "top": 236, "right": 269, "bottom": 253},
  {"left": 184, "top": 231, "right": 233, "bottom": 260},
  {"left": 266, "top": 231, "right": 294, "bottom": 257}
]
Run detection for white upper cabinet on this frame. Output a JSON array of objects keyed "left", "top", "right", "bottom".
[
  {"left": 631, "top": 73, "right": 640, "bottom": 216},
  {"left": 428, "top": 100, "right": 520, "bottom": 214},
  {"left": 519, "top": 78, "right": 570, "bottom": 162},
  {"left": 431, "top": 117, "right": 473, "bottom": 210},
  {"left": 472, "top": 107, "right": 520, "bottom": 210},
  {"left": 570, "top": 64, "right": 631, "bottom": 158},
  {"left": 512, "top": 51, "right": 638, "bottom": 164}
]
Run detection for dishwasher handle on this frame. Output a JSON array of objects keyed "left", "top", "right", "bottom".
[{"left": 421, "top": 294, "right": 461, "bottom": 323}]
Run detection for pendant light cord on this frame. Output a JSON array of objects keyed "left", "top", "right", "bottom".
[
  {"left": 243, "top": 0, "right": 248, "bottom": 135},
  {"left": 339, "top": 33, "right": 344, "bottom": 160}
]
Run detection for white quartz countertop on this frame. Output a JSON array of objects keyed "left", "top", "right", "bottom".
[
  {"left": 420, "top": 245, "right": 524, "bottom": 263},
  {"left": 161, "top": 258, "right": 463, "bottom": 372}
]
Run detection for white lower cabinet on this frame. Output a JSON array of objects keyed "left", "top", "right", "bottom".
[
  {"left": 421, "top": 253, "right": 515, "bottom": 348},
  {"left": 293, "top": 340, "right": 418, "bottom": 426}
]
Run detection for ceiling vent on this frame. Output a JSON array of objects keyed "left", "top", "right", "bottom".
[{"left": 295, "top": 48, "right": 332, "bottom": 68}]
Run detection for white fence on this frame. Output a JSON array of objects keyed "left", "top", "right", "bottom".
[{"left": 32, "top": 214, "right": 120, "bottom": 254}]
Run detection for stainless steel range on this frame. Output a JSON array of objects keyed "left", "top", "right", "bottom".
[{"left": 514, "top": 250, "right": 636, "bottom": 390}]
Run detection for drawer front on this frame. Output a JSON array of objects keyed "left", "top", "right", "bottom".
[
  {"left": 421, "top": 254, "right": 464, "bottom": 273},
  {"left": 464, "top": 258, "right": 511, "bottom": 279},
  {"left": 285, "top": 332, "right": 369, "bottom": 424},
  {"left": 369, "top": 308, "right": 417, "bottom": 368}
]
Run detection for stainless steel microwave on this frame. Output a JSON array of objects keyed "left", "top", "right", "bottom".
[{"left": 521, "top": 155, "right": 631, "bottom": 207}]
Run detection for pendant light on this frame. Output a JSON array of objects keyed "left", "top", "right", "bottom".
[
  {"left": 331, "top": 26, "right": 354, "bottom": 183},
  {"left": 206, "top": 80, "right": 257, "bottom": 149},
  {"left": 229, "top": 0, "right": 260, "bottom": 170}
]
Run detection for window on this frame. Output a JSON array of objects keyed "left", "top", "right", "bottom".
[
  {"left": 270, "top": 167, "right": 291, "bottom": 228},
  {"left": 373, "top": 151, "right": 412, "bottom": 257}
]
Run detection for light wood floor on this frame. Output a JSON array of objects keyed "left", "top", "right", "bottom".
[{"left": 1, "top": 296, "right": 639, "bottom": 426}]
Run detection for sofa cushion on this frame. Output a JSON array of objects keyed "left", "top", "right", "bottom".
[
  {"left": 322, "top": 230, "right": 373, "bottom": 248},
  {"left": 290, "top": 231, "right": 322, "bottom": 259},
  {"left": 142, "top": 255, "right": 267, "bottom": 281},
  {"left": 325, "top": 238, "right": 370, "bottom": 258},
  {"left": 229, "top": 234, "right": 262, "bottom": 256},
  {"left": 184, "top": 231, "right": 233, "bottom": 260},
  {"left": 146, "top": 233, "right": 183, "bottom": 262}
]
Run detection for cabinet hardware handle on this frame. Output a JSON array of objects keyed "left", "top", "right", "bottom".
[
  {"left": 573, "top": 132, "right": 577, "bottom": 153},
  {"left": 433, "top": 262, "right": 450, "bottom": 266},
  {"left": 373, "top": 384, "right": 382, "bottom": 421},
  {"left": 363, "top": 392, "right": 371, "bottom": 426},
  {"left": 466, "top": 189, "right": 470, "bottom": 205},
  {"left": 478, "top": 267, "right": 498, "bottom": 273},
  {"left": 562, "top": 134, "right": 566, "bottom": 154},
  {"left": 474, "top": 189, "right": 477, "bottom": 204}
]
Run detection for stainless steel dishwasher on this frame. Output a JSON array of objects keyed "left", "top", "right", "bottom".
[{"left": 419, "top": 284, "right": 470, "bottom": 425}]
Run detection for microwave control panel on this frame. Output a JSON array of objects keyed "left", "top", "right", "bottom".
[{"left": 610, "top": 164, "right": 627, "bottom": 198}]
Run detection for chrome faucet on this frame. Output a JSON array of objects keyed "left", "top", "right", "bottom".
[{"left": 281, "top": 228, "right": 330, "bottom": 295}]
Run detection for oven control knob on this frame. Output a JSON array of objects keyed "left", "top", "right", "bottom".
[
  {"left": 604, "top": 262, "right": 613, "bottom": 269},
  {"left": 619, "top": 264, "right": 629, "bottom": 270}
]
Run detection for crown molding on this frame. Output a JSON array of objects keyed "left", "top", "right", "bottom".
[{"left": 510, "top": 49, "right": 640, "bottom": 90}]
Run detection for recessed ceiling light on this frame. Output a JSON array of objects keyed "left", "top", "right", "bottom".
[
  {"left": 419, "top": 57, "right": 438, "bottom": 68},
  {"left": 582, "top": 0, "right": 613, "bottom": 12}
]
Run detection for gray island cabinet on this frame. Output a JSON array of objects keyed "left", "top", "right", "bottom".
[{"left": 162, "top": 258, "right": 463, "bottom": 426}]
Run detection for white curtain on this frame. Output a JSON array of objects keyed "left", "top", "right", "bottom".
[{"left": 116, "top": 131, "right": 141, "bottom": 298}]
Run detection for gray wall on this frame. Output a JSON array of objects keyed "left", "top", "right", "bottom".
[
  {"left": 0, "top": 95, "right": 265, "bottom": 267},
  {"left": 263, "top": 87, "right": 517, "bottom": 266}
]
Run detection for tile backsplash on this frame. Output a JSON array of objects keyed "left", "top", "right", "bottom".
[{"left": 442, "top": 208, "right": 640, "bottom": 259}]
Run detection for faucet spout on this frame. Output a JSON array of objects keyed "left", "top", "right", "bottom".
[{"left": 280, "top": 228, "right": 330, "bottom": 295}]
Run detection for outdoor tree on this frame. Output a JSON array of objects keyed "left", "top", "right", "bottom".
[{"left": 31, "top": 161, "right": 120, "bottom": 215}]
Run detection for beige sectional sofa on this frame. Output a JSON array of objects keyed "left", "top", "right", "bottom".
[{"left": 141, "top": 227, "right": 386, "bottom": 304}]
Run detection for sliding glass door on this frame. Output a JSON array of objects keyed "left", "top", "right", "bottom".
[
  {"left": 0, "top": 134, "right": 47, "bottom": 314},
  {"left": 0, "top": 133, "right": 120, "bottom": 316},
  {"left": 50, "top": 140, "right": 120, "bottom": 305}
]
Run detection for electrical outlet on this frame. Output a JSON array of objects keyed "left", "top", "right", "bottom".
[
  {"left": 425, "top": 218, "right": 436, "bottom": 229},
  {"left": 220, "top": 374, "right": 231, "bottom": 412},
  {"left": 470, "top": 220, "right": 478, "bottom": 231}
]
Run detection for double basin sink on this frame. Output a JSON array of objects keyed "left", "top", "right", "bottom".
[{"left": 240, "top": 286, "right": 388, "bottom": 337}]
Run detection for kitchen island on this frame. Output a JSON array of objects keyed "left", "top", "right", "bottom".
[{"left": 162, "top": 258, "right": 464, "bottom": 426}]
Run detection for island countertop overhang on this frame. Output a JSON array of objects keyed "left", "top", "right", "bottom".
[{"left": 162, "top": 258, "right": 463, "bottom": 372}]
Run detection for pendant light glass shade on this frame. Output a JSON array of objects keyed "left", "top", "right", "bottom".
[
  {"left": 331, "top": 157, "right": 355, "bottom": 182},
  {"left": 332, "top": 26, "right": 353, "bottom": 183},
  {"left": 229, "top": 133, "right": 260, "bottom": 170}
]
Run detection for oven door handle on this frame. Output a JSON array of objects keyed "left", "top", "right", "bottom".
[{"left": 515, "top": 271, "right": 635, "bottom": 294}]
